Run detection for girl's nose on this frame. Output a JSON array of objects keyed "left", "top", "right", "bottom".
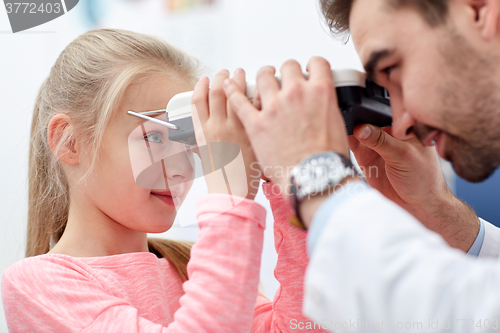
[{"left": 163, "top": 146, "right": 195, "bottom": 185}]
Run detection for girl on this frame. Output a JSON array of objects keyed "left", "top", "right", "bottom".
[{"left": 1, "top": 29, "right": 327, "bottom": 332}]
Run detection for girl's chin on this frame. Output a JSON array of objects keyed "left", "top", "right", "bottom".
[
  {"left": 143, "top": 220, "right": 176, "bottom": 234},
  {"left": 134, "top": 210, "right": 177, "bottom": 233}
]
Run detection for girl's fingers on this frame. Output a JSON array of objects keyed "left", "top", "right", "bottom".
[
  {"left": 191, "top": 103, "right": 207, "bottom": 147},
  {"left": 192, "top": 76, "right": 210, "bottom": 124},
  {"left": 228, "top": 68, "right": 247, "bottom": 120},
  {"left": 209, "top": 69, "right": 230, "bottom": 121},
  {"left": 224, "top": 79, "right": 260, "bottom": 137}
]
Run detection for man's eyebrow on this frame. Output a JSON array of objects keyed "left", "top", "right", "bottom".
[{"left": 364, "top": 49, "right": 395, "bottom": 81}]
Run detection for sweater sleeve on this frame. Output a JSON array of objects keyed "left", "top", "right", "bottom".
[
  {"left": 1, "top": 194, "right": 266, "bottom": 333},
  {"left": 250, "top": 182, "right": 329, "bottom": 332}
]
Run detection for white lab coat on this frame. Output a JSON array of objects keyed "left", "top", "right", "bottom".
[{"left": 303, "top": 187, "right": 500, "bottom": 333}]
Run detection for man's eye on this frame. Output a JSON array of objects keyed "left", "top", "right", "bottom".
[
  {"left": 381, "top": 65, "right": 396, "bottom": 77},
  {"left": 145, "top": 132, "right": 163, "bottom": 144}
]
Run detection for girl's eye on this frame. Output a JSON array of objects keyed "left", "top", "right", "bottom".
[{"left": 145, "top": 132, "right": 163, "bottom": 144}]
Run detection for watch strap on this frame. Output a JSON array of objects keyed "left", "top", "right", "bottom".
[{"left": 289, "top": 179, "right": 307, "bottom": 230}]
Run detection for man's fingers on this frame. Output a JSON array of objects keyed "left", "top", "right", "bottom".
[
  {"left": 192, "top": 76, "right": 210, "bottom": 124},
  {"left": 256, "top": 66, "right": 280, "bottom": 106},
  {"left": 224, "top": 79, "right": 259, "bottom": 135},
  {"left": 280, "top": 59, "right": 305, "bottom": 89},
  {"left": 306, "top": 57, "right": 333, "bottom": 83},
  {"left": 252, "top": 86, "right": 262, "bottom": 110},
  {"left": 232, "top": 68, "right": 246, "bottom": 92},
  {"left": 348, "top": 134, "right": 361, "bottom": 153},
  {"left": 348, "top": 133, "right": 383, "bottom": 169},
  {"left": 353, "top": 124, "right": 407, "bottom": 163}
]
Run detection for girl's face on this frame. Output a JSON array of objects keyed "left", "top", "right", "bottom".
[{"left": 80, "top": 74, "right": 195, "bottom": 233}]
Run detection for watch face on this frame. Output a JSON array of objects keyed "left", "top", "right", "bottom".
[{"left": 292, "top": 152, "right": 355, "bottom": 200}]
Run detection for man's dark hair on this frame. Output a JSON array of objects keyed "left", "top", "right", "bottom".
[{"left": 319, "top": 0, "right": 449, "bottom": 35}]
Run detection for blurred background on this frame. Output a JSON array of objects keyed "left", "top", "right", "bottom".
[{"left": 1, "top": 0, "right": 499, "bottom": 331}]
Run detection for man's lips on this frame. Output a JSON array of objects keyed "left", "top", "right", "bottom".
[
  {"left": 422, "top": 130, "right": 442, "bottom": 147},
  {"left": 434, "top": 132, "right": 445, "bottom": 159},
  {"left": 420, "top": 130, "right": 447, "bottom": 159}
]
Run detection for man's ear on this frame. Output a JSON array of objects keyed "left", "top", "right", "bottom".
[
  {"left": 47, "top": 114, "right": 80, "bottom": 166},
  {"left": 472, "top": 0, "right": 500, "bottom": 39}
]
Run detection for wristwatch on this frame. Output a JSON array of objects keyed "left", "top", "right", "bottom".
[{"left": 288, "top": 152, "right": 358, "bottom": 230}]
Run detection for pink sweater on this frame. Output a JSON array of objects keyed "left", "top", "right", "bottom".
[{"left": 2, "top": 182, "right": 327, "bottom": 332}]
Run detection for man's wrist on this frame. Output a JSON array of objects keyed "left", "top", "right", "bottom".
[
  {"left": 285, "top": 151, "right": 359, "bottom": 230},
  {"left": 299, "top": 176, "right": 363, "bottom": 229},
  {"left": 420, "top": 191, "right": 480, "bottom": 252}
]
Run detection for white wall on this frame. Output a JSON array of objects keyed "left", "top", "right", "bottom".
[{"left": 0, "top": 0, "right": 362, "bottom": 331}]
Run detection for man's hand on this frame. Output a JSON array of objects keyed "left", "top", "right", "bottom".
[
  {"left": 223, "top": 57, "right": 349, "bottom": 198},
  {"left": 350, "top": 124, "right": 480, "bottom": 252}
]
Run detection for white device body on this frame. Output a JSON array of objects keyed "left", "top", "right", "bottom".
[{"left": 166, "top": 69, "right": 366, "bottom": 120}]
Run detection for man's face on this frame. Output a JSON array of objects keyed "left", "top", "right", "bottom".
[{"left": 350, "top": 0, "right": 500, "bottom": 182}]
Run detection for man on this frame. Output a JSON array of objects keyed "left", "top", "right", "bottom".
[{"left": 222, "top": 0, "right": 500, "bottom": 331}]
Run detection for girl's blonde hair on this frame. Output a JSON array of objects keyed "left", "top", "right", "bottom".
[{"left": 27, "top": 28, "right": 204, "bottom": 281}]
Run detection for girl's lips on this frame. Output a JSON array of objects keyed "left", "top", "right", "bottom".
[{"left": 151, "top": 193, "right": 179, "bottom": 206}]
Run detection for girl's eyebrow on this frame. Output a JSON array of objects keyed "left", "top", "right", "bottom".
[
  {"left": 134, "top": 109, "right": 167, "bottom": 116},
  {"left": 127, "top": 110, "right": 178, "bottom": 130}
]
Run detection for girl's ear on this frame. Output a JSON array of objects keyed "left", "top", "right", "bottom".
[
  {"left": 473, "top": 0, "right": 500, "bottom": 40},
  {"left": 47, "top": 114, "right": 81, "bottom": 165}
]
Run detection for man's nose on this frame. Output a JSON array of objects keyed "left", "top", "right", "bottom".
[
  {"left": 392, "top": 111, "right": 417, "bottom": 140},
  {"left": 387, "top": 90, "right": 417, "bottom": 140}
]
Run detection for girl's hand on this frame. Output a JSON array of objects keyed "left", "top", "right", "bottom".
[
  {"left": 191, "top": 69, "right": 261, "bottom": 200},
  {"left": 249, "top": 87, "right": 271, "bottom": 183}
]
